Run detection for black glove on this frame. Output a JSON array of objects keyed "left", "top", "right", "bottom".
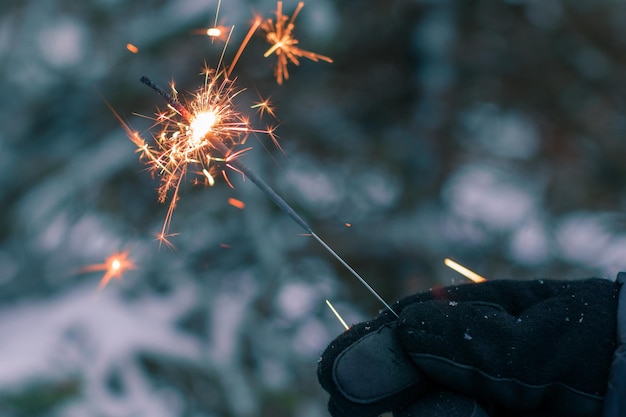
[{"left": 318, "top": 278, "right": 620, "bottom": 417}]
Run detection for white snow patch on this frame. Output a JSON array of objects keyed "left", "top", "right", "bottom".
[
  {"left": 0, "top": 282, "right": 200, "bottom": 416},
  {"left": 509, "top": 217, "right": 550, "bottom": 265},
  {"left": 444, "top": 164, "right": 536, "bottom": 231},
  {"left": 37, "top": 19, "right": 85, "bottom": 68},
  {"left": 277, "top": 282, "right": 317, "bottom": 321}
]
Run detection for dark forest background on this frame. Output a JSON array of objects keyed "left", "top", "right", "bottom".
[{"left": 1, "top": 0, "right": 625, "bottom": 416}]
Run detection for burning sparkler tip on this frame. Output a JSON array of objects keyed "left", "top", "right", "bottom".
[{"left": 228, "top": 197, "right": 246, "bottom": 209}]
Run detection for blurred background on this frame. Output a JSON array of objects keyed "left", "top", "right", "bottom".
[{"left": 2, "top": 0, "right": 626, "bottom": 415}]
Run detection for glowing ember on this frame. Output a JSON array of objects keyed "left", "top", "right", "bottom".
[
  {"left": 444, "top": 258, "right": 487, "bottom": 283},
  {"left": 228, "top": 197, "right": 246, "bottom": 209},
  {"left": 193, "top": 25, "right": 230, "bottom": 42},
  {"left": 190, "top": 110, "right": 217, "bottom": 142},
  {"left": 202, "top": 0, "right": 228, "bottom": 42},
  {"left": 126, "top": 43, "right": 139, "bottom": 53},
  {"left": 260, "top": 1, "right": 333, "bottom": 84},
  {"left": 207, "top": 27, "right": 222, "bottom": 37},
  {"left": 79, "top": 251, "right": 138, "bottom": 290}
]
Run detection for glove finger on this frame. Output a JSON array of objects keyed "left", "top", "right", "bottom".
[
  {"left": 319, "top": 324, "right": 432, "bottom": 417},
  {"left": 429, "top": 279, "right": 605, "bottom": 316},
  {"left": 397, "top": 279, "right": 619, "bottom": 417},
  {"left": 393, "top": 390, "right": 489, "bottom": 417},
  {"left": 317, "top": 289, "right": 440, "bottom": 417}
]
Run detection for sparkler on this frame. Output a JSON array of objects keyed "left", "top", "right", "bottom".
[
  {"left": 133, "top": 68, "right": 274, "bottom": 246},
  {"left": 79, "top": 251, "right": 138, "bottom": 290},
  {"left": 134, "top": 73, "right": 397, "bottom": 317},
  {"left": 116, "top": 2, "right": 393, "bottom": 315},
  {"left": 261, "top": 1, "right": 333, "bottom": 84}
]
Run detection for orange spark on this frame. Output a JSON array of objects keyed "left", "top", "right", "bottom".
[
  {"left": 155, "top": 231, "right": 179, "bottom": 251},
  {"left": 444, "top": 258, "right": 487, "bottom": 283},
  {"left": 80, "top": 251, "right": 137, "bottom": 290},
  {"left": 251, "top": 96, "right": 277, "bottom": 119},
  {"left": 228, "top": 197, "right": 246, "bottom": 209},
  {"left": 193, "top": 25, "right": 230, "bottom": 42},
  {"left": 207, "top": 27, "right": 222, "bottom": 37},
  {"left": 345, "top": 223, "right": 351, "bottom": 228},
  {"left": 260, "top": 1, "right": 333, "bottom": 84},
  {"left": 126, "top": 43, "right": 139, "bottom": 53}
]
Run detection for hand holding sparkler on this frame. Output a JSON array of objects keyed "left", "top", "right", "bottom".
[{"left": 318, "top": 277, "right": 623, "bottom": 417}]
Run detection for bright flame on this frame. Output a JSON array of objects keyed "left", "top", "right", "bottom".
[
  {"left": 119, "top": 65, "right": 277, "bottom": 247},
  {"left": 79, "top": 251, "right": 138, "bottom": 290},
  {"left": 190, "top": 110, "right": 217, "bottom": 142},
  {"left": 203, "top": 0, "right": 228, "bottom": 42},
  {"left": 111, "top": 259, "right": 121, "bottom": 270},
  {"left": 444, "top": 258, "right": 487, "bottom": 283}
]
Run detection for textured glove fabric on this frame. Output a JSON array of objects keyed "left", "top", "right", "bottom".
[
  {"left": 318, "top": 292, "right": 436, "bottom": 417},
  {"left": 603, "top": 273, "right": 626, "bottom": 417},
  {"left": 318, "top": 278, "right": 619, "bottom": 417},
  {"left": 394, "top": 390, "right": 489, "bottom": 417},
  {"left": 398, "top": 279, "right": 618, "bottom": 417}
]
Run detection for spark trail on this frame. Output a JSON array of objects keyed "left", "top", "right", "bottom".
[{"left": 444, "top": 258, "right": 487, "bottom": 283}]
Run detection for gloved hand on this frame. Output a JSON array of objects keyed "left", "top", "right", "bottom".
[{"left": 318, "top": 278, "right": 620, "bottom": 417}]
